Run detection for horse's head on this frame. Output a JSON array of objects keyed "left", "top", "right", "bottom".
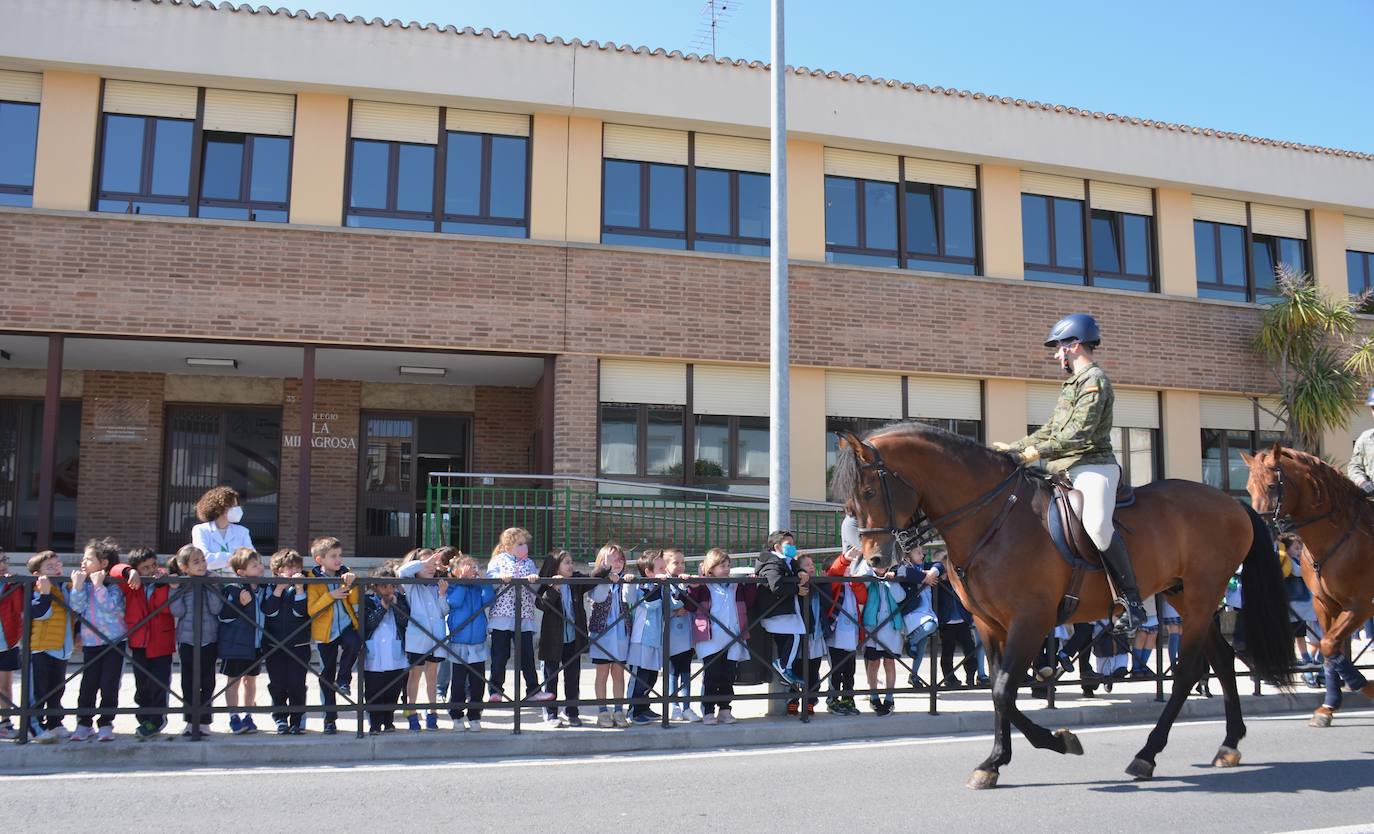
[
  {"left": 1241, "top": 442, "right": 1296, "bottom": 518},
  {"left": 834, "top": 429, "right": 922, "bottom": 573}
]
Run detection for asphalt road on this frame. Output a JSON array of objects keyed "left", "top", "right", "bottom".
[{"left": 3, "top": 710, "right": 1372, "bottom": 833}]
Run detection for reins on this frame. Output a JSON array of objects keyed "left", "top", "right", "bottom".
[{"left": 1267, "top": 458, "right": 1364, "bottom": 608}]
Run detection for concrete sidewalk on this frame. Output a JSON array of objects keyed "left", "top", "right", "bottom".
[{"left": 0, "top": 680, "right": 1328, "bottom": 773}]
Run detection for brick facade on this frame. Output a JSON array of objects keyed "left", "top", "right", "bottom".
[
  {"left": 74, "top": 371, "right": 164, "bottom": 548},
  {"left": 553, "top": 354, "right": 598, "bottom": 480},
  {"left": 278, "top": 378, "right": 361, "bottom": 557},
  {"left": 473, "top": 385, "right": 535, "bottom": 482}
]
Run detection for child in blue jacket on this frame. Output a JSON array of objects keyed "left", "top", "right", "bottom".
[
  {"left": 444, "top": 554, "right": 495, "bottom": 732},
  {"left": 218, "top": 548, "right": 268, "bottom": 734}
]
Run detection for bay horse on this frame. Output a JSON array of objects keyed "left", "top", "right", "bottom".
[
  {"left": 833, "top": 424, "right": 1293, "bottom": 789},
  {"left": 1243, "top": 443, "right": 1374, "bottom": 727}
]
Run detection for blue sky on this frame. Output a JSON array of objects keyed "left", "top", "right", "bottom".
[{"left": 297, "top": 0, "right": 1374, "bottom": 153}]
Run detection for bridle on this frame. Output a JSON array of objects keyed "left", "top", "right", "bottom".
[{"left": 1265, "top": 459, "right": 1336, "bottom": 533}]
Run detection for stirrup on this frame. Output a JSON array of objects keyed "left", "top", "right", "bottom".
[{"left": 1111, "top": 598, "right": 1146, "bottom": 635}]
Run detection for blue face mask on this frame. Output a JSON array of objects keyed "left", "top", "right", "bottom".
[{"left": 780, "top": 543, "right": 798, "bottom": 560}]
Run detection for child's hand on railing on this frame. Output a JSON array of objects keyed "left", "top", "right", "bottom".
[
  {"left": 89, "top": 569, "right": 106, "bottom": 587},
  {"left": 36, "top": 575, "right": 52, "bottom": 595},
  {"left": 525, "top": 575, "right": 539, "bottom": 584},
  {"left": 126, "top": 572, "right": 141, "bottom": 590},
  {"left": 70, "top": 569, "right": 87, "bottom": 588},
  {"left": 438, "top": 578, "right": 449, "bottom": 595},
  {"left": 341, "top": 572, "right": 357, "bottom": 587},
  {"left": 239, "top": 589, "right": 252, "bottom": 606}
]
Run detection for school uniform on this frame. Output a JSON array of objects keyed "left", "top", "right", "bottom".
[
  {"left": 688, "top": 581, "right": 757, "bottom": 715},
  {"left": 445, "top": 582, "right": 495, "bottom": 721},
  {"left": 262, "top": 583, "right": 310, "bottom": 730},
  {"left": 109, "top": 565, "right": 176, "bottom": 732},
  {"left": 486, "top": 553, "right": 539, "bottom": 699},
  {"left": 755, "top": 550, "right": 805, "bottom": 669},
  {"left": 306, "top": 566, "right": 362, "bottom": 725},
  {"left": 218, "top": 581, "right": 267, "bottom": 679},
  {"left": 536, "top": 575, "right": 589, "bottom": 720},
  {"left": 627, "top": 580, "right": 666, "bottom": 719},
  {"left": 27, "top": 584, "right": 73, "bottom": 733},
  {"left": 587, "top": 577, "right": 632, "bottom": 664},
  {"left": 824, "top": 551, "right": 865, "bottom": 700},
  {"left": 665, "top": 582, "right": 695, "bottom": 712},
  {"left": 363, "top": 593, "right": 410, "bottom": 731},
  {"left": 169, "top": 578, "right": 224, "bottom": 727}
]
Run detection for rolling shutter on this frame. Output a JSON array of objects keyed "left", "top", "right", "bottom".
[
  {"left": 825, "top": 372, "right": 902, "bottom": 420},
  {"left": 695, "top": 134, "right": 769, "bottom": 174},
  {"left": 103, "top": 80, "right": 197, "bottom": 119},
  {"left": 1257, "top": 398, "right": 1285, "bottom": 432},
  {"left": 1346, "top": 215, "right": 1374, "bottom": 253},
  {"left": 0, "top": 70, "right": 41, "bottom": 103},
  {"left": 1115, "top": 389, "right": 1160, "bottom": 429},
  {"left": 907, "top": 376, "right": 981, "bottom": 420},
  {"left": 1250, "top": 204, "right": 1307, "bottom": 239},
  {"left": 1027, "top": 383, "right": 1060, "bottom": 425},
  {"left": 445, "top": 109, "right": 530, "bottom": 137},
  {"left": 823, "top": 148, "right": 898, "bottom": 183},
  {"left": 1089, "top": 182, "right": 1153, "bottom": 216},
  {"left": 1200, "top": 395, "right": 1255, "bottom": 430},
  {"left": 1020, "top": 171, "right": 1084, "bottom": 200},
  {"left": 599, "top": 360, "right": 687, "bottom": 405},
  {"left": 351, "top": 100, "right": 439, "bottom": 144},
  {"left": 1192, "top": 195, "right": 1247, "bottom": 226},
  {"left": 694, "top": 365, "right": 769, "bottom": 417},
  {"left": 903, "top": 158, "right": 977, "bottom": 189},
  {"left": 603, "top": 124, "right": 688, "bottom": 165},
  {"left": 203, "top": 89, "right": 294, "bottom": 136}
]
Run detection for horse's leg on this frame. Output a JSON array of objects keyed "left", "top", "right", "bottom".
[
  {"left": 1125, "top": 605, "right": 1211, "bottom": 780},
  {"left": 968, "top": 621, "right": 1057, "bottom": 790},
  {"left": 1314, "top": 603, "right": 1374, "bottom": 726},
  {"left": 1201, "top": 616, "right": 1245, "bottom": 767},
  {"left": 1310, "top": 597, "right": 1339, "bottom": 727}
]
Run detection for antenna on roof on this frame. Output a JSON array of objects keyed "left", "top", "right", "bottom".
[{"left": 690, "top": 0, "right": 740, "bottom": 57}]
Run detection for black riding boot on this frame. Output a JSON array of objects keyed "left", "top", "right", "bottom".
[{"left": 1100, "top": 533, "right": 1148, "bottom": 635}]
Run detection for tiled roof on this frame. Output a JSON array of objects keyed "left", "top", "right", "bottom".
[{"left": 128, "top": 0, "right": 1374, "bottom": 162}]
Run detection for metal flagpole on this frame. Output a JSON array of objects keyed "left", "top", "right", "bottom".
[{"left": 768, "top": 0, "right": 791, "bottom": 534}]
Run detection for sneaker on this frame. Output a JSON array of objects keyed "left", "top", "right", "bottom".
[
  {"left": 369, "top": 724, "right": 383, "bottom": 735},
  {"left": 1057, "top": 650, "right": 1075, "bottom": 674},
  {"left": 337, "top": 684, "right": 352, "bottom": 698},
  {"left": 425, "top": 713, "right": 439, "bottom": 731},
  {"left": 276, "top": 720, "right": 290, "bottom": 735},
  {"left": 596, "top": 710, "right": 614, "bottom": 728},
  {"left": 32, "top": 729, "right": 58, "bottom": 744},
  {"left": 323, "top": 722, "right": 338, "bottom": 736},
  {"left": 455, "top": 720, "right": 467, "bottom": 732},
  {"left": 670, "top": 705, "right": 684, "bottom": 721},
  {"left": 826, "top": 698, "right": 844, "bottom": 714},
  {"left": 290, "top": 725, "right": 305, "bottom": 735},
  {"left": 199, "top": 724, "right": 213, "bottom": 736},
  {"left": 69, "top": 725, "right": 94, "bottom": 742},
  {"left": 786, "top": 701, "right": 800, "bottom": 716},
  {"left": 52, "top": 726, "right": 69, "bottom": 740},
  {"left": 702, "top": 713, "right": 718, "bottom": 725},
  {"left": 875, "top": 701, "right": 892, "bottom": 717},
  {"left": 528, "top": 691, "right": 555, "bottom": 702},
  {"left": 97, "top": 726, "right": 114, "bottom": 743},
  {"left": 0, "top": 722, "right": 14, "bottom": 740},
  {"left": 612, "top": 711, "right": 630, "bottom": 727},
  {"left": 680, "top": 707, "right": 701, "bottom": 723},
  {"left": 718, "top": 708, "right": 736, "bottom": 725},
  {"left": 135, "top": 723, "right": 160, "bottom": 741},
  {"left": 630, "top": 712, "right": 655, "bottom": 726},
  {"left": 468, "top": 719, "right": 481, "bottom": 733},
  {"left": 566, "top": 715, "right": 584, "bottom": 728},
  {"left": 407, "top": 714, "right": 421, "bottom": 733},
  {"left": 242, "top": 716, "right": 258, "bottom": 734},
  {"left": 487, "top": 693, "right": 504, "bottom": 704},
  {"left": 542, "top": 716, "right": 563, "bottom": 729},
  {"left": 179, "top": 727, "right": 194, "bottom": 739},
  {"left": 771, "top": 660, "right": 804, "bottom": 691},
  {"left": 869, "top": 696, "right": 883, "bottom": 713},
  {"left": 229, "top": 715, "right": 244, "bottom": 735}
]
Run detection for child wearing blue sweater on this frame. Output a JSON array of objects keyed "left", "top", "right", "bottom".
[
  {"left": 445, "top": 554, "right": 495, "bottom": 732},
  {"left": 399, "top": 548, "right": 450, "bottom": 732}
]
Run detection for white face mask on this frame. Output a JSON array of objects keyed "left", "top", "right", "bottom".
[{"left": 226, "top": 506, "right": 244, "bottom": 524}]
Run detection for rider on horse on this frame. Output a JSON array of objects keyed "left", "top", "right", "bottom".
[
  {"left": 1343, "top": 387, "right": 1374, "bottom": 496},
  {"left": 993, "top": 313, "right": 1148, "bottom": 636}
]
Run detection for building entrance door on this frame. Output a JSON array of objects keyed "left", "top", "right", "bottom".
[{"left": 358, "top": 413, "right": 470, "bottom": 556}]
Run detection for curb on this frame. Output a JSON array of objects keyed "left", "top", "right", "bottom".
[{"left": 0, "top": 692, "right": 1325, "bottom": 773}]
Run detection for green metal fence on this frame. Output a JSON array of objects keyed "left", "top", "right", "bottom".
[{"left": 423, "top": 476, "right": 843, "bottom": 562}]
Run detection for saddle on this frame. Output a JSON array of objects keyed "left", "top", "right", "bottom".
[{"left": 1034, "top": 474, "right": 1136, "bottom": 624}]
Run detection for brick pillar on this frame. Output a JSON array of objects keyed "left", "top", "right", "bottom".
[
  {"left": 279, "top": 379, "right": 361, "bottom": 556},
  {"left": 474, "top": 385, "right": 535, "bottom": 482},
  {"left": 75, "top": 371, "right": 165, "bottom": 549},
  {"left": 552, "top": 354, "right": 598, "bottom": 481}
]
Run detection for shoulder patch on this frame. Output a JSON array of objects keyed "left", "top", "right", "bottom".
[{"left": 1081, "top": 385, "right": 1100, "bottom": 394}]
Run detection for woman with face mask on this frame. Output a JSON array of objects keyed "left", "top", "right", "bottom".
[{"left": 191, "top": 486, "right": 257, "bottom": 573}]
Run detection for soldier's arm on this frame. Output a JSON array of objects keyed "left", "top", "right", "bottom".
[
  {"left": 1035, "top": 385, "right": 1107, "bottom": 458},
  {"left": 1347, "top": 435, "right": 1374, "bottom": 493},
  {"left": 1009, "top": 422, "right": 1054, "bottom": 452}
]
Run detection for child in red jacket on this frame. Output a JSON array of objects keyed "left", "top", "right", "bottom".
[
  {"left": 0, "top": 549, "right": 22, "bottom": 739},
  {"left": 111, "top": 546, "right": 177, "bottom": 740}
]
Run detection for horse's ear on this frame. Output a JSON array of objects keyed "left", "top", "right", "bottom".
[
  {"left": 837, "top": 430, "right": 872, "bottom": 462},
  {"left": 1270, "top": 441, "right": 1284, "bottom": 459},
  {"left": 1240, "top": 451, "right": 1255, "bottom": 466}
]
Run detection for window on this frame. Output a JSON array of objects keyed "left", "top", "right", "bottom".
[
  {"left": 0, "top": 100, "right": 39, "bottom": 207},
  {"left": 825, "top": 416, "right": 891, "bottom": 480},
  {"left": 904, "top": 182, "right": 977, "bottom": 274},
  {"left": 1022, "top": 193, "right": 1086, "bottom": 284},
  {"left": 694, "top": 414, "right": 769, "bottom": 488},
  {"left": 0, "top": 400, "right": 80, "bottom": 552},
  {"left": 442, "top": 131, "right": 528, "bottom": 237},
  {"left": 1251, "top": 233, "right": 1307, "bottom": 302},
  {"left": 1349, "top": 250, "right": 1374, "bottom": 313},
  {"left": 1202, "top": 429, "right": 1283, "bottom": 496},
  {"left": 96, "top": 113, "right": 194, "bottom": 215},
  {"left": 345, "top": 138, "right": 437, "bottom": 231},
  {"left": 598, "top": 403, "right": 685, "bottom": 478},
  {"left": 359, "top": 413, "right": 470, "bottom": 554},
  {"left": 694, "top": 167, "right": 769, "bottom": 256},
  {"left": 1194, "top": 220, "right": 1249, "bottom": 301},
  {"left": 1112, "top": 427, "right": 1159, "bottom": 487},
  {"left": 601, "top": 159, "right": 687, "bottom": 249},
  {"left": 1091, "top": 210, "right": 1154, "bottom": 290},
  {"left": 196, "top": 132, "right": 290, "bottom": 222},
  {"left": 825, "top": 176, "right": 899, "bottom": 266}
]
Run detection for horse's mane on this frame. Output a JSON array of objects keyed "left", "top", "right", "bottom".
[
  {"left": 829, "top": 421, "right": 1010, "bottom": 502},
  {"left": 1278, "top": 447, "right": 1372, "bottom": 526}
]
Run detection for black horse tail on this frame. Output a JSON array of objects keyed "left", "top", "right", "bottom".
[{"left": 1239, "top": 505, "right": 1294, "bottom": 690}]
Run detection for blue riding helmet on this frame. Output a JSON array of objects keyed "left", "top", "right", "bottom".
[
  {"left": 1366, "top": 387, "right": 1374, "bottom": 406},
  {"left": 1044, "top": 313, "right": 1102, "bottom": 347}
]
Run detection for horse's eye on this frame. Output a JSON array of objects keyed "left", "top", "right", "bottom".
[{"left": 862, "top": 488, "right": 875, "bottom": 500}]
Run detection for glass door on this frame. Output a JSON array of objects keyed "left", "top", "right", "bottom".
[
  {"left": 0, "top": 399, "right": 80, "bottom": 552},
  {"left": 358, "top": 413, "right": 470, "bottom": 556}
]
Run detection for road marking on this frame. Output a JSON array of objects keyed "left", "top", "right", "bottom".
[
  {"left": 1272, "top": 826, "right": 1374, "bottom": 834},
  {"left": 1, "top": 709, "right": 1369, "bottom": 783}
]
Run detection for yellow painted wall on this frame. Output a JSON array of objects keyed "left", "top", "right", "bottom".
[
  {"left": 1310, "top": 208, "right": 1349, "bottom": 300},
  {"left": 1161, "top": 389, "right": 1203, "bottom": 481},
  {"left": 287, "top": 93, "right": 348, "bottom": 226},
  {"left": 983, "top": 378, "right": 1028, "bottom": 445},
  {"left": 786, "top": 140, "right": 825, "bottom": 262},
  {"left": 31, "top": 71, "right": 100, "bottom": 211},
  {"left": 565, "top": 116, "right": 602, "bottom": 244},
  {"left": 789, "top": 365, "right": 828, "bottom": 500},
  {"left": 978, "top": 164, "right": 1023, "bottom": 280},
  {"left": 1156, "top": 188, "right": 1198, "bottom": 297},
  {"left": 529, "top": 112, "right": 570, "bottom": 242},
  {"left": 1322, "top": 407, "right": 1374, "bottom": 470}
]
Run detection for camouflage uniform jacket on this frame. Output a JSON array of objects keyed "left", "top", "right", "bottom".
[
  {"left": 1010, "top": 363, "right": 1116, "bottom": 474},
  {"left": 1346, "top": 428, "right": 1374, "bottom": 492}
]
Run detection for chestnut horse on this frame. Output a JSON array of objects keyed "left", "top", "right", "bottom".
[
  {"left": 1243, "top": 443, "right": 1374, "bottom": 727},
  {"left": 833, "top": 424, "right": 1293, "bottom": 789}
]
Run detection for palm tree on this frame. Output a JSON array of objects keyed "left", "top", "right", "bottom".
[{"left": 1253, "top": 265, "right": 1374, "bottom": 453}]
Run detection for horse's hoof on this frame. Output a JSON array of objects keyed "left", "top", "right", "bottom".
[
  {"left": 1361, "top": 682, "right": 1374, "bottom": 698},
  {"left": 1125, "top": 757, "right": 1155, "bottom": 780},
  {"left": 1309, "top": 707, "right": 1334, "bottom": 728},
  {"left": 1212, "top": 746, "right": 1241, "bottom": 768},
  {"left": 1034, "top": 666, "right": 1054, "bottom": 682},
  {"left": 1054, "top": 728, "right": 1084, "bottom": 756},
  {"left": 966, "top": 769, "right": 1000, "bottom": 790}
]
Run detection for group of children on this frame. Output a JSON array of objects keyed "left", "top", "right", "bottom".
[{"left": 0, "top": 519, "right": 984, "bottom": 743}]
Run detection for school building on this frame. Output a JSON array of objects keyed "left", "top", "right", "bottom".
[{"left": 2, "top": 0, "right": 1373, "bottom": 557}]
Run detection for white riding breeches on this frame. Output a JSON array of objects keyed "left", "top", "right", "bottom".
[{"left": 1069, "top": 463, "right": 1120, "bottom": 552}]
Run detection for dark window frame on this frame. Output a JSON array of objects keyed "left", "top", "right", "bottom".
[
  {"left": 1113, "top": 425, "right": 1162, "bottom": 486},
  {"left": 440, "top": 127, "right": 531, "bottom": 236},
  {"left": 1022, "top": 192, "right": 1087, "bottom": 284},
  {"left": 343, "top": 136, "right": 439, "bottom": 229},
  {"left": 1250, "top": 231, "right": 1309, "bottom": 301},
  {"left": 600, "top": 158, "right": 689, "bottom": 247},
  {"left": 900, "top": 176, "right": 979, "bottom": 274},
  {"left": 0, "top": 99, "right": 40, "bottom": 203},
  {"left": 93, "top": 108, "right": 200, "bottom": 215},
  {"left": 1090, "top": 207, "right": 1157, "bottom": 291},
  {"left": 1202, "top": 425, "right": 1285, "bottom": 496},
  {"left": 597, "top": 401, "right": 687, "bottom": 482},
  {"left": 1194, "top": 218, "right": 1252, "bottom": 301},
  {"left": 692, "top": 165, "right": 770, "bottom": 254},
  {"left": 1349, "top": 249, "right": 1374, "bottom": 313},
  {"left": 196, "top": 130, "right": 293, "bottom": 222},
  {"left": 692, "top": 413, "right": 769, "bottom": 485},
  {"left": 357, "top": 410, "right": 474, "bottom": 554},
  {"left": 825, "top": 174, "right": 899, "bottom": 265}
]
